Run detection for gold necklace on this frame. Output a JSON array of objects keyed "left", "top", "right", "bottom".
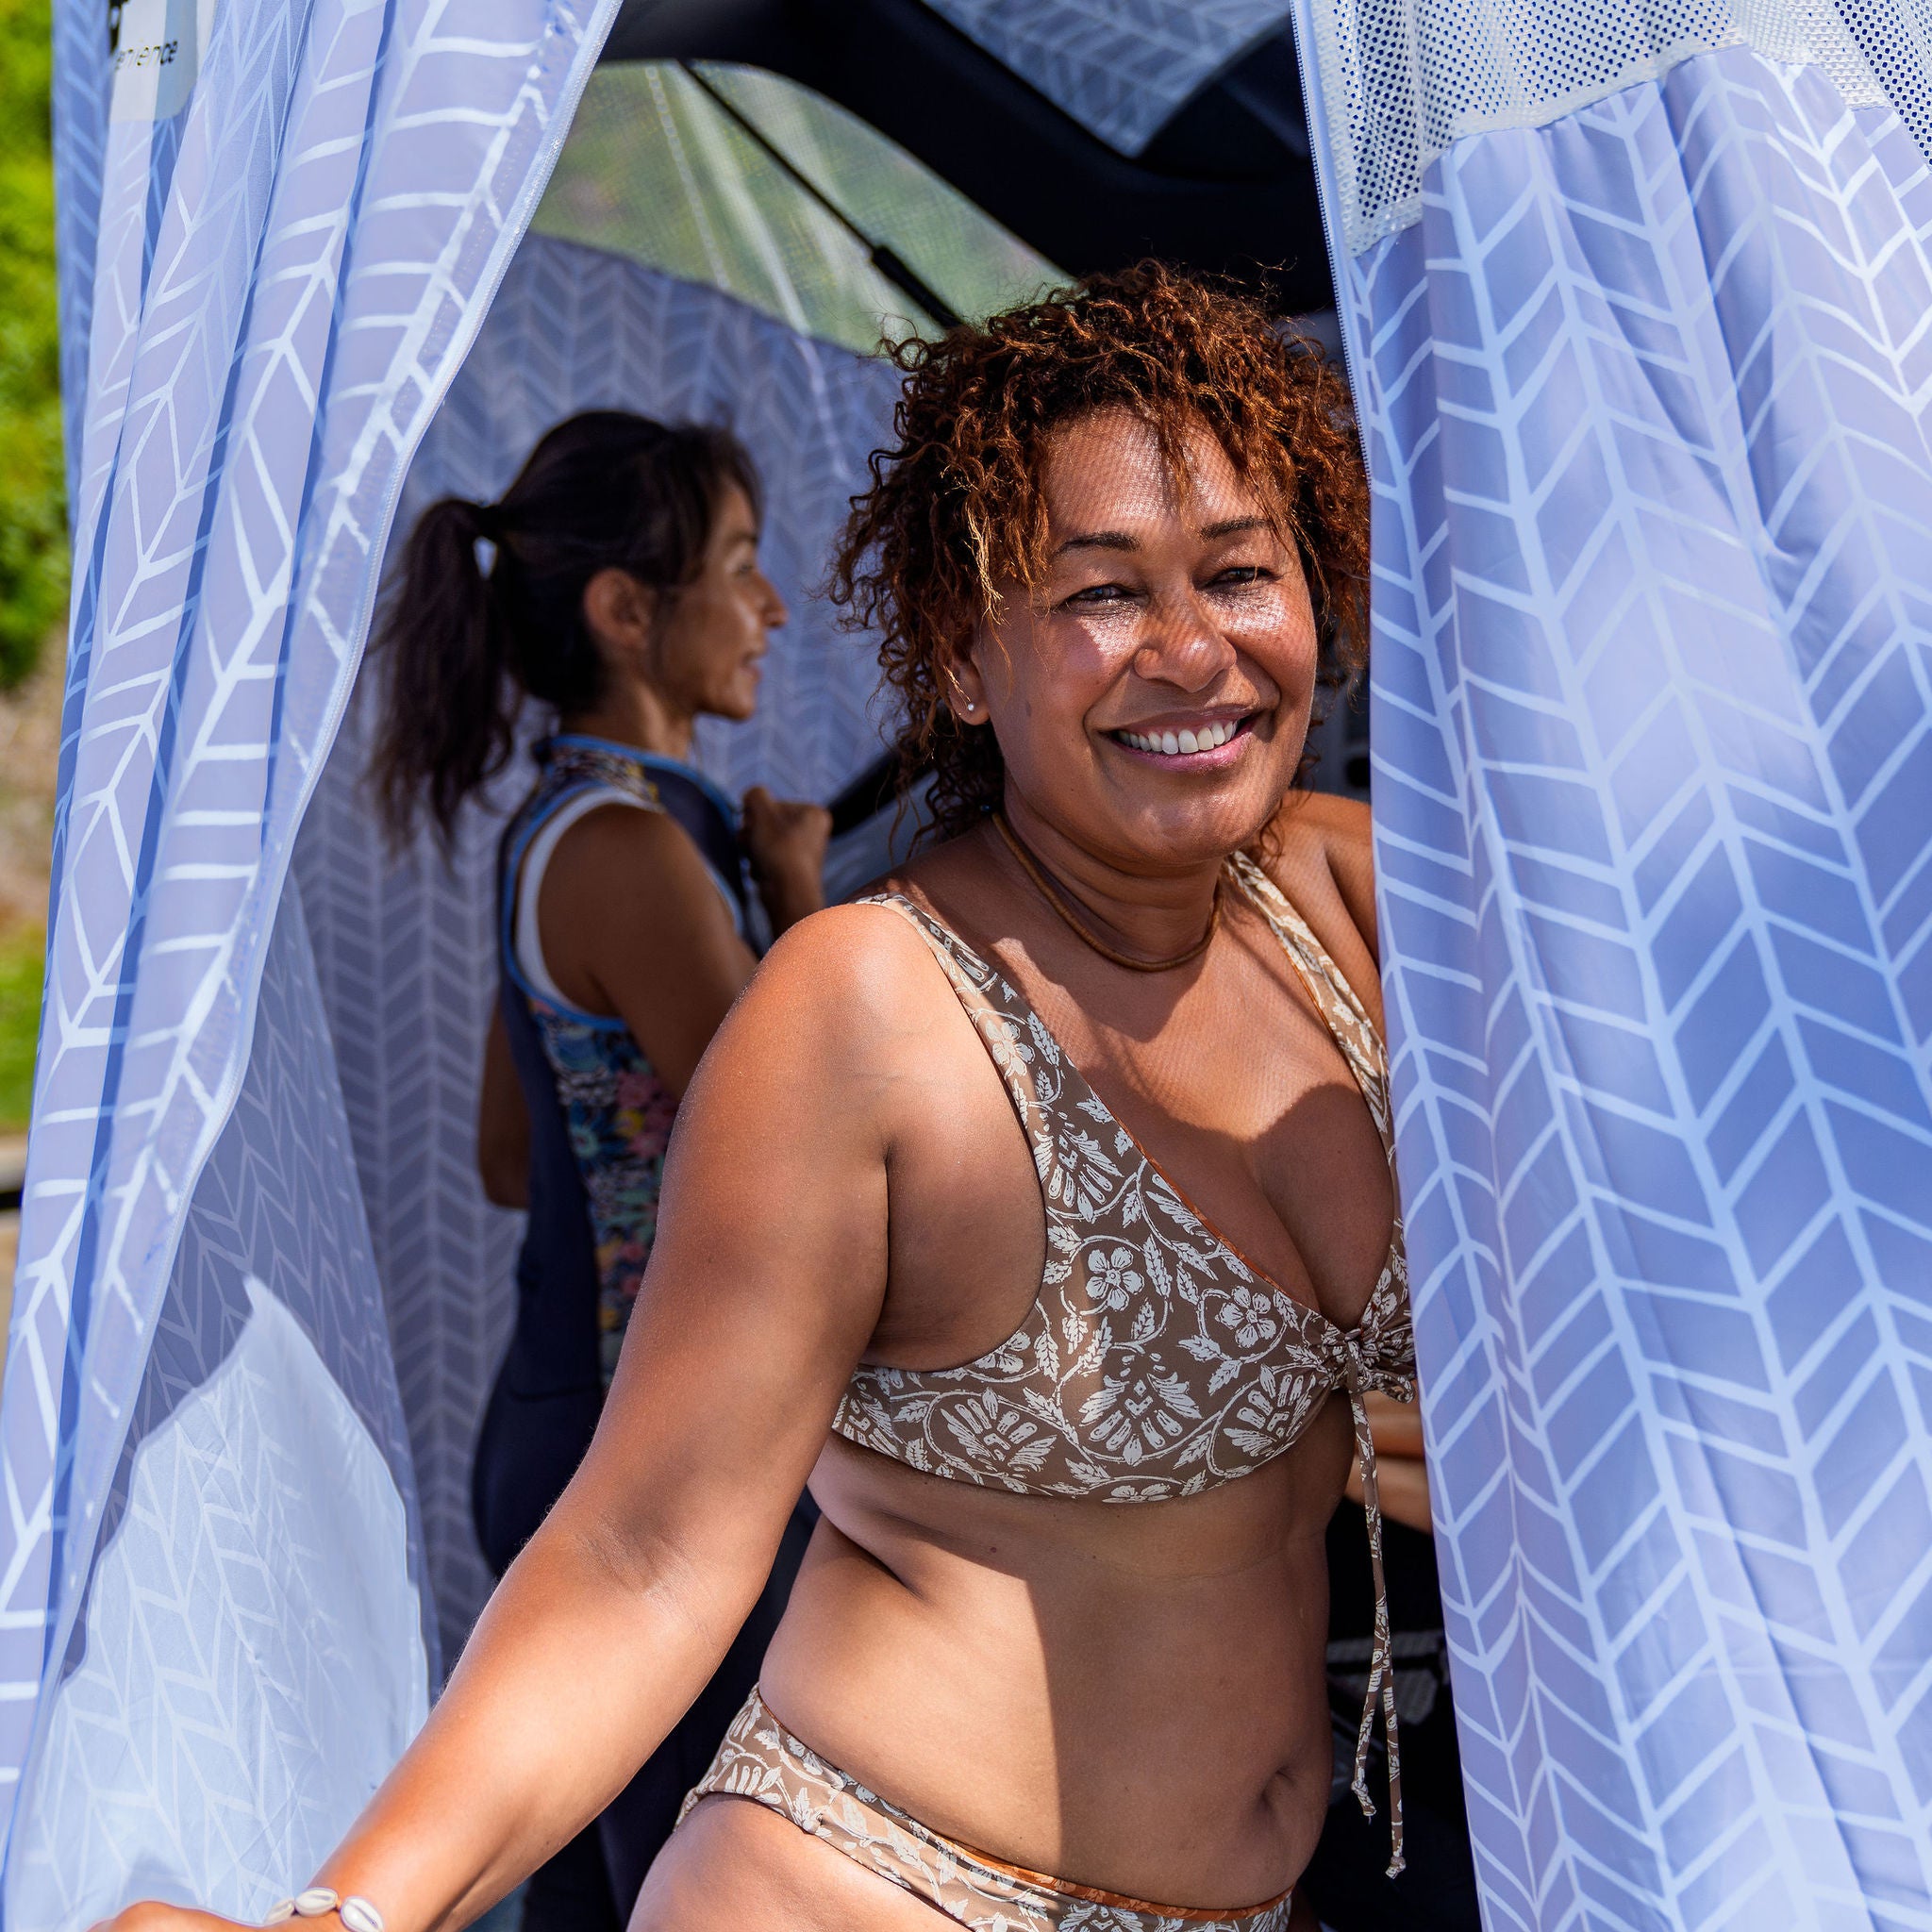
[{"left": 991, "top": 812, "right": 1221, "bottom": 974}]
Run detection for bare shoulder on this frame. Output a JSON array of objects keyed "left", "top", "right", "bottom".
[
  {"left": 749, "top": 899, "right": 941, "bottom": 1007},
  {"left": 549, "top": 797, "right": 706, "bottom": 890},
  {"left": 1282, "top": 788, "right": 1373, "bottom": 858},
  {"left": 1253, "top": 791, "right": 1381, "bottom": 1024},
  {"left": 708, "top": 900, "right": 958, "bottom": 1075},
  {"left": 1262, "top": 791, "right": 1374, "bottom": 944},
  {"left": 541, "top": 803, "right": 743, "bottom": 999}
]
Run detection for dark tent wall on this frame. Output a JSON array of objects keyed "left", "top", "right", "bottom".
[{"left": 603, "top": 0, "right": 1335, "bottom": 308}]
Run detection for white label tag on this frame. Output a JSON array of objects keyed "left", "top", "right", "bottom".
[{"left": 109, "top": 0, "right": 218, "bottom": 124}]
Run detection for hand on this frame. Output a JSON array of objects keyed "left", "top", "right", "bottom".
[
  {"left": 1360, "top": 1388, "right": 1424, "bottom": 1459},
  {"left": 741, "top": 788, "right": 830, "bottom": 934},
  {"left": 92, "top": 1905, "right": 250, "bottom": 1932}
]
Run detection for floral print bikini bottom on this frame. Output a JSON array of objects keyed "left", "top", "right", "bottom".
[{"left": 679, "top": 1690, "right": 1295, "bottom": 1932}]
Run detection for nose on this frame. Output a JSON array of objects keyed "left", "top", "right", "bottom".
[
  {"left": 1132, "top": 582, "right": 1237, "bottom": 691},
  {"left": 758, "top": 569, "right": 789, "bottom": 631}
]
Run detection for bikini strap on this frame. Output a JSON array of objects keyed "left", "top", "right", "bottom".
[{"left": 858, "top": 892, "right": 1063, "bottom": 1180}]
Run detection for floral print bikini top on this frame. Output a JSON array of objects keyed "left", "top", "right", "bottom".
[{"left": 831, "top": 849, "right": 1418, "bottom": 1874}]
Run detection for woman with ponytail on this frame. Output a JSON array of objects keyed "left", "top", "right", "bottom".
[{"left": 371, "top": 409, "right": 828, "bottom": 1931}]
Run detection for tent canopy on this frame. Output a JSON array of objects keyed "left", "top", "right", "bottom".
[{"left": 600, "top": 0, "right": 1334, "bottom": 308}]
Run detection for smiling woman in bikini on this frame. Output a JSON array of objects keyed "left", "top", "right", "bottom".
[{"left": 102, "top": 263, "right": 1413, "bottom": 1932}]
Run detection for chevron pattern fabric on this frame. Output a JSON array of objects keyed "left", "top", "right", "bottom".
[
  {"left": 5, "top": 886, "right": 429, "bottom": 1930},
  {"left": 922, "top": 0, "right": 1293, "bottom": 155},
  {"left": 7, "top": 0, "right": 625, "bottom": 1880},
  {"left": 1294, "top": 21, "right": 1932, "bottom": 1924},
  {"left": 294, "top": 235, "right": 905, "bottom": 1660}
]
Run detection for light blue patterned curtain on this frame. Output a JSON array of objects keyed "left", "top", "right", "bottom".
[
  {"left": 3, "top": 0, "right": 621, "bottom": 1920},
  {"left": 1291, "top": 0, "right": 1932, "bottom": 1922}
]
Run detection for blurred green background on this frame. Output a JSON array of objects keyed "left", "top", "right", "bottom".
[
  {"left": 0, "top": 0, "right": 61, "bottom": 693},
  {"left": 0, "top": 0, "right": 58, "bottom": 1139}
]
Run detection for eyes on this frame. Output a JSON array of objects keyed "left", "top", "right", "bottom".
[{"left": 1059, "top": 564, "right": 1276, "bottom": 610}]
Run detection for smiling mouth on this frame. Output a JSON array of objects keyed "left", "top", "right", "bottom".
[{"left": 1110, "top": 715, "right": 1252, "bottom": 757}]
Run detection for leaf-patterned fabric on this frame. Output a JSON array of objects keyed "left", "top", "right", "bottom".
[
  {"left": 834, "top": 854, "right": 1415, "bottom": 1499},
  {"left": 680, "top": 1687, "right": 1296, "bottom": 1931},
  {"left": 833, "top": 851, "right": 1417, "bottom": 1871}
]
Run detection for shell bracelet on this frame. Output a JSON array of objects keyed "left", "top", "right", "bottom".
[{"left": 263, "top": 1887, "right": 386, "bottom": 1932}]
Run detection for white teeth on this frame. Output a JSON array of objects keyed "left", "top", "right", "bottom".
[{"left": 1116, "top": 719, "right": 1242, "bottom": 755}]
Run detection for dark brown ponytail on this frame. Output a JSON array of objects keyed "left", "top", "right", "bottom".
[{"left": 371, "top": 409, "right": 760, "bottom": 851}]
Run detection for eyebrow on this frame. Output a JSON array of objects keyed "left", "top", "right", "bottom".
[
  {"left": 1055, "top": 530, "right": 1138, "bottom": 556},
  {"left": 1053, "top": 514, "right": 1272, "bottom": 558}
]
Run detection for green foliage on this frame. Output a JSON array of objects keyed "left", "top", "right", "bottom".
[
  {"left": 0, "top": 0, "right": 65, "bottom": 691},
  {"left": 0, "top": 925, "right": 41, "bottom": 1131}
]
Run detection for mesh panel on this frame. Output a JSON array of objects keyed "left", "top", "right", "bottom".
[
  {"left": 1837, "top": 0, "right": 1932, "bottom": 159},
  {"left": 1305, "top": 0, "right": 1919, "bottom": 253}
]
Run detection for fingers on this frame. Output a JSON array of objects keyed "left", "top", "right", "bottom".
[
  {"left": 93, "top": 1906, "right": 240, "bottom": 1932},
  {"left": 741, "top": 797, "right": 831, "bottom": 843}
]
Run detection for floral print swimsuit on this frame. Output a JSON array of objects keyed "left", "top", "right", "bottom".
[
  {"left": 502, "top": 740, "right": 687, "bottom": 1383},
  {"left": 686, "top": 853, "right": 1418, "bottom": 1926}
]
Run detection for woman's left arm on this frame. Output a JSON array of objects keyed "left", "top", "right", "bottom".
[{"left": 1262, "top": 792, "right": 1380, "bottom": 1023}]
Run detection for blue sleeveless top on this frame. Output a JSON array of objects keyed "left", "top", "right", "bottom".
[{"left": 498, "top": 734, "right": 753, "bottom": 1382}]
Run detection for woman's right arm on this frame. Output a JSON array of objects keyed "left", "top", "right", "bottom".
[{"left": 102, "top": 908, "right": 909, "bottom": 1932}]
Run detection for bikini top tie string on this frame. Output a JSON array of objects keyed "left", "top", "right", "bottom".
[{"left": 1337, "top": 1331, "right": 1407, "bottom": 1880}]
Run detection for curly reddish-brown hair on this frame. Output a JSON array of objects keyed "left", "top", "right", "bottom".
[{"left": 830, "top": 260, "right": 1370, "bottom": 842}]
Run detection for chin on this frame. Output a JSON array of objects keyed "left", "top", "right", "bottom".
[{"left": 1176, "top": 781, "right": 1296, "bottom": 854}]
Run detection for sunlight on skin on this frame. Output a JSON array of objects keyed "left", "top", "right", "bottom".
[{"left": 952, "top": 408, "right": 1322, "bottom": 942}]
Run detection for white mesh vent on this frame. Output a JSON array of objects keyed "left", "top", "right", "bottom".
[
  {"left": 1306, "top": 0, "right": 1926, "bottom": 254},
  {"left": 1836, "top": 0, "right": 1932, "bottom": 162}
]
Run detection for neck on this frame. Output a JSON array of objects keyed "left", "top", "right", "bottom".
[
  {"left": 997, "top": 793, "right": 1224, "bottom": 962},
  {"left": 558, "top": 682, "right": 694, "bottom": 763}
]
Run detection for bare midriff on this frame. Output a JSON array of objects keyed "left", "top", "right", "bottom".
[{"left": 758, "top": 1407, "right": 1354, "bottom": 1912}]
